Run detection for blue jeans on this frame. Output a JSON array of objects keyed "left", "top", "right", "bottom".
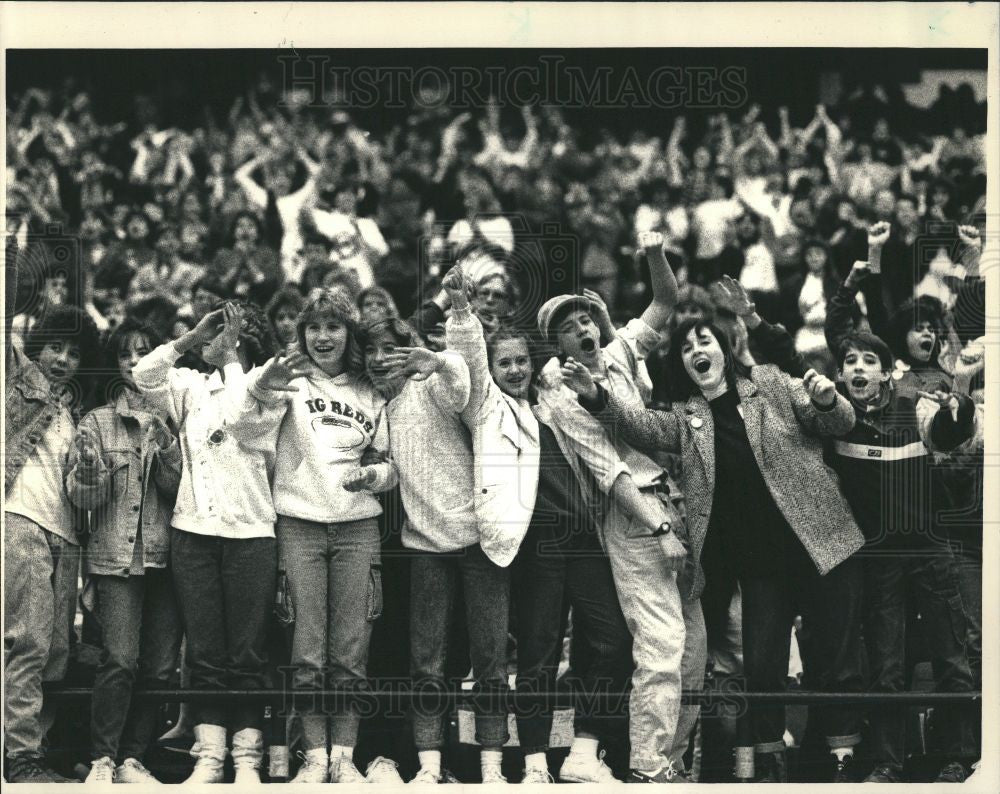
[
  {"left": 3, "top": 513, "right": 79, "bottom": 759},
  {"left": 863, "top": 552, "right": 976, "bottom": 770},
  {"left": 409, "top": 544, "right": 510, "bottom": 751},
  {"left": 90, "top": 571, "right": 182, "bottom": 761},
  {"left": 277, "top": 515, "right": 381, "bottom": 749},
  {"left": 511, "top": 538, "right": 632, "bottom": 754},
  {"left": 170, "top": 528, "right": 277, "bottom": 732}
]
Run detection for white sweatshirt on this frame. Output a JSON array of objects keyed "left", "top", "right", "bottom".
[
  {"left": 250, "top": 367, "right": 397, "bottom": 523},
  {"left": 132, "top": 343, "right": 279, "bottom": 539}
]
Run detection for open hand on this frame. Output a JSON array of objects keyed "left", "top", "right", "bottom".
[
  {"left": 917, "top": 389, "right": 959, "bottom": 411},
  {"left": 710, "top": 275, "right": 755, "bottom": 317},
  {"left": 560, "top": 357, "right": 598, "bottom": 401},
  {"left": 803, "top": 367, "right": 837, "bottom": 407},
  {"left": 258, "top": 351, "right": 313, "bottom": 393},
  {"left": 381, "top": 347, "right": 441, "bottom": 382}
]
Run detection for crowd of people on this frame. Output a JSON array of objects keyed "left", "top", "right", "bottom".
[{"left": 4, "top": 68, "right": 987, "bottom": 784}]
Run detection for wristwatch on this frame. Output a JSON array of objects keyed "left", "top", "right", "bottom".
[{"left": 652, "top": 521, "right": 672, "bottom": 537}]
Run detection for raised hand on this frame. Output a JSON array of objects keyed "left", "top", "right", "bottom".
[
  {"left": 258, "top": 351, "right": 312, "bottom": 393},
  {"left": 441, "top": 263, "right": 467, "bottom": 295},
  {"left": 867, "top": 221, "right": 891, "bottom": 248},
  {"left": 638, "top": 230, "right": 666, "bottom": 258},
  {"left": 845, "top": 260, "right": 872, "bottom": 289},
  {"left": 560, "top": 357, "right": 598, "bottom": 401},
  {"left": 215, "top": 302, "right": 244, "bottom": 353},
  {"left": 342, "top": 466, "right": 377, "bottom": 492},
  {"left": 710, "top": 276, "right": 756, "bottom": 317},
  {"left": 184, "top": 307, "right": 226, "bottom": 349},
  {"left": 803, "top": 367, "right": 837, "bottom": 407},
  {"left": 917, "top": 389, "right": 959, "bottom": 412},
  {"left": 953, "top": 339, "right": 985, "bottom": 386},
  {"left": 957, "top": 225, "right": 982, "bottom": 251},
  {"left": 381, "top": 347, "right": 442, "bottom": 382}
]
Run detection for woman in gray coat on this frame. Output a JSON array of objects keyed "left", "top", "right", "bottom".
[{"left": 562, "top": 318, "right": 867, "bottom": 783}]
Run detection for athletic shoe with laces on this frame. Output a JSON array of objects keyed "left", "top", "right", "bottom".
[
  {"left": 559, "top": 750, "right": 618, "bottom": 783},
  {"left": 291, "top": 751, "right": 329, "bottom": 784},
  {"left": 409, "top": 766, "right": 442, "bottom": 784},
  {"left": 329, "top": 755, "right": 367, "bottom": 783},
  {"left": 481, "top": 766, "right": 507, "bottom": 784},
  {"left": 521, "top": 767, "right": 553, "bottom": 783},
  {"left": 627, "top": 762, "right": 681, "bottom": 783},
  {"left": 115, "top": 758, "right": 161, "bottom": 784},
  {"left": 935, "top": 761, "right": 968, "bottom": 783},
  {"left": 85, "top": 757, "right": 115, "bottom": 784},
  {"left": 366, "top": 756, "right": 405, "bottom": 784},
  {"left": 831, "top": 753, "right": 856, "bottom": 783},
  {"left": 863, "top": 765, "right": 901, "bottom": 783}
]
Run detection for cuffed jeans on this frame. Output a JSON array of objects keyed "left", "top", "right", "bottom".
[
  {"left": 409, "top": 543, "right": 510, "bottom": 751},
  {"left": 511, "top": 537, "right": 632, "bottom": 754},
  {"left": 863, "top": 552, "right": 976, "bottom": 771},
  {"left": 702, "top": 552, "right": 865, "bottom": 753},
  {"left": 602, "top": 493, "right": 693, "bottom": 772},
  {"left": 170, "top": 528, "right": 276, "bottom": 732},
  {"left": 4, "top": 513, "right": 79, "bottom": 759},
  {"left": 277, "top": 515, "right": 381, "bottom": 750},
  {"left": 90, "top": 571, "right": 182, "bottom": 761}
]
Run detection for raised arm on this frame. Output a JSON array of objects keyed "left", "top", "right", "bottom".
[
  {"left": 234, "top": 154, "right": 269, "bottom": 210},
  {"left": 637, "top": 230, "right": 679, "bottom": 332},
  {"left": 442, "top": 264, "right": 493, "bottom": 419}
]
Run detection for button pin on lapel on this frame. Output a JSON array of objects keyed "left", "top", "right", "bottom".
[{"left": 690, "top": 417, "right": 704, "bottom": 429}]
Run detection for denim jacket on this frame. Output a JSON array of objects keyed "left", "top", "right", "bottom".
[
  {"left": 4, "top": 346, "right": 64, "bottom": 493},
  {"left": 65, "top": 391, "right": 182, "bottom": 576}
]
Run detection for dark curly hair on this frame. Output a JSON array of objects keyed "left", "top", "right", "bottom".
[
  {"left": 24, "top": 304, "right": 102, "bottom": 414},
  {"left": 885, "top": 296, "right": 944, "bottom": 368}
]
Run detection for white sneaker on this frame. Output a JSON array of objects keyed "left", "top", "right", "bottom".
[
  {"left": 409, "top": 767, "right": 441, "bottom": 784},
  {"left": 481, "top": 766, "right": 508, "bottom": 784},
  {"left": 522, "top": 767, "right": 553, "bottom": 783},
  {"left": 86, "top": 757, "right": 115, "bottom": 784},
  {"left": 184, "top": 724, "right": 227, "bottom": 784},
  {"left": 291, "top": 750, "right": 329, "bottom": 784},
  {"left": 366, "top": 756, "right": 405, "bottom": 784},
  {"left": 115, "top": 758, "right": 161, "bottom": 784},
  {"left": 330, "top": 755, "right": 367, "bottom": 783},
  {"left": 559, "top": 750, "right": 618, "bottom": 783},
  {"left": 231, "top": 727, "right": 264, "bottom": 785}
]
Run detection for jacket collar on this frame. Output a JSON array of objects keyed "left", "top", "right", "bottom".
[
  {"left": 9, "top": 346, "right": 54, "bottom": 402},
  {"left": 682, "top": 377, "right": 760, "bottom": 474}
]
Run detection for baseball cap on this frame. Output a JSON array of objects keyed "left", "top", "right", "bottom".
[{"left": 537, "top": 294, "right": 594, "bottom": 342}]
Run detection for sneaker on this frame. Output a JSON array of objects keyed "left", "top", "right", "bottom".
[
  {"left": 559, "top": 750, "right": 618, "bottom": 783},
  {"left": 85, "top": 757, "right": 115, "bottom": 784},
  {"left": 115, "top": 758, "right": 160, "bottom": 784},
  {"left": 366, "top": 757, "right": 405, "bottom": 784},
  {"left": 627, "top": 767, "right": 679, "bottom": 783},
  {"left": 832, "top": 753, "right": 857, "bottom": 783},
  {"left": 863, "top": 765, "right": 901, "bottom": 783},
  {"left": 8, "top": 755, "right": 79, "bottom": 784},
  {"left": 330, "top": 755, "right": 367, "bottom": 784},
  {"left": 522, "top": 767, "right": 553, "bottom": 783},
  {"left": 291, "top": 751, "right": 329, "bottom": 784},
  {"left": 481, "top": 766, "right": 507, "bottom": 784},
  {"left": 409, "top": 766, "right": 442, "bottom": 784},
  {"left": 935, "top": 762, "right": 968, "bottom": 783}
]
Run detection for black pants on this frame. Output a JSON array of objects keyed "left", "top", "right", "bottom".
[
  {"left": 863, "top": 551, "right": 976, "bottom": 771},
  {"left": 511, "top": 536, "right": 632, "bottom": 754},
  {"left": 702, "top": 551, "right": 865, "bottom": 752},
  {"left": 170, "top": 528, "right": 277, "bottom": 732}
]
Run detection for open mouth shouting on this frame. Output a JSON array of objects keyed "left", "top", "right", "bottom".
[
  {"left": 579, "top": 336, "right": 597, "bottom": 354},
  {"left": 693, "top": 356, "right": 712, "bottom": 375},
  {"left": 851, "top": 375, "right": 869, "bottom": 390},
  {"left": 918, "top": 338, "right": 934, "bottom": 352}
]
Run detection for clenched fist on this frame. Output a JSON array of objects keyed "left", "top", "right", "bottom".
[{"left": 803, "top": 367, "right": 837, "bottom": 407}]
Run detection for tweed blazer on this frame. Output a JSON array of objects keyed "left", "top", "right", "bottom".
[{"left": 592, "top": 364, "right": 865, "bottom": 600}]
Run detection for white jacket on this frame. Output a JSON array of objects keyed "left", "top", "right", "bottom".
[
  {"left": 446, "top": 306, "right": 539, "bottom": 567},
  {"left": 132, "top": 343, "right": 279, "bottom": 539}
]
